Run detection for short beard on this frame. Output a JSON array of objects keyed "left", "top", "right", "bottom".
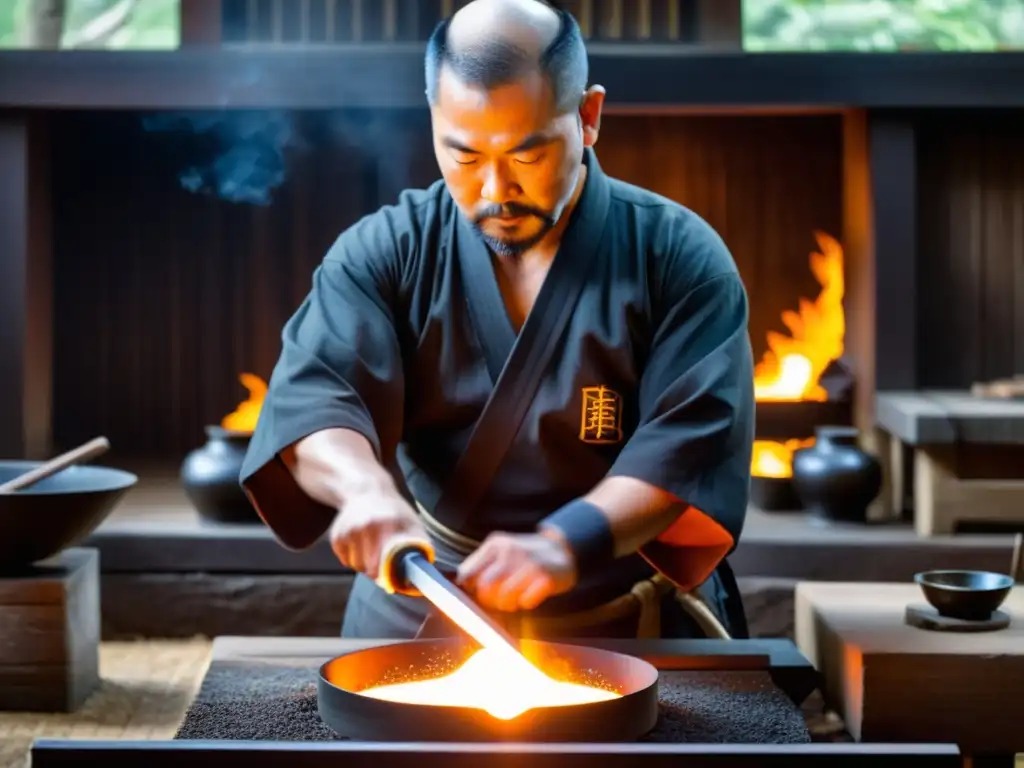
[
  {"left": 477, "top": 223, "right": 553, "bottom": 258},
  {"left": 471, "top": 201, "right": 556, "bottom": 259}
]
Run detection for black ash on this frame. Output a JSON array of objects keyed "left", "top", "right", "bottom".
[{"left": 174, "top": 662, "right": 810, "bottom": 744}]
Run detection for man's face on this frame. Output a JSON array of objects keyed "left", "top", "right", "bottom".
[{"left": 430, "top": 67, "right": 601, "bottom": 257}]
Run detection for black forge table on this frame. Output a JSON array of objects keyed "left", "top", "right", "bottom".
[{"left": 30, "top": 636, "right": 961, "bottom": 768}]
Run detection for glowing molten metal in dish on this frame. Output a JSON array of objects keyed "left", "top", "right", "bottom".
[{"left": 359, "top": 646, "right": 620, "bottom": 720}]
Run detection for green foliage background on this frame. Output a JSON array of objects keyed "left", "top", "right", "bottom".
[
  {"left": 0, "top": 0, "right": 179, "bottom": 49},
  {"left": 743, "top": 0, "right": 1024, "bottom": 51}
]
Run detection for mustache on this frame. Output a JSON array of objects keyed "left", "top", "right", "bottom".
[{"left": 473, "top": 202, "right": 550, "bottom": 223}]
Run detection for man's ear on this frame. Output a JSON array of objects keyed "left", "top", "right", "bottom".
[{"left": 579, "top": 85, "right": 606, "bottom": 147}]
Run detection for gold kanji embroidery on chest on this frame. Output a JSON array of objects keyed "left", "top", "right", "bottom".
[{"left": 579, "top": 386, "right": 623, "bottom": 444}]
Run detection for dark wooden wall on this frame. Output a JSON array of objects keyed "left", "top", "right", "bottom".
[
  {"left": 917, "top": 112, "right": 1024, "bottom": 388},
  {"left": 49, "top": 110, "right": 842, "bottom": 458}
]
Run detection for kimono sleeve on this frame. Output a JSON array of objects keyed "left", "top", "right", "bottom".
[
  {"left": 608, "top": 250, "right": 755, "bottom": 591},
  {"left": 239, "top": 217, "right": 406, "bottom": 551}
]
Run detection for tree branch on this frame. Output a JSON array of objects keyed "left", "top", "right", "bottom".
[{"left": 65, "top": 0, "right": 139, "bottom": 49}]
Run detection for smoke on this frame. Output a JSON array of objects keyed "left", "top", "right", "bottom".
[
  {"left": 140, "top": 111, "right": 299, "bottom": 206},
  {"left": 140, "top": 109, "right": 433, "bottom": 207}
]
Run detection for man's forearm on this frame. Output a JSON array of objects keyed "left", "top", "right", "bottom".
[
  {"left": 281, "top": 428, "right": 398, "bottom": 511},
  {"left": 582, "top": 476, "right": 685, "bottom": 557}
]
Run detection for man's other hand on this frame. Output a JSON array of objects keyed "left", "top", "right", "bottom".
[{"left": 456, "top": 529, "right": 578, "bottom": 612}]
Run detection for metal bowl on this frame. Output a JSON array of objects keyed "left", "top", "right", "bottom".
[
  {"left": 318, "top": 637, "right": 660, "bottom": 742},
  {"left": 0, "top": 460, "right": 137, "bottom": 571},
  {"left": 914, "top": 569, "right": 1014, "bottom": 621}
]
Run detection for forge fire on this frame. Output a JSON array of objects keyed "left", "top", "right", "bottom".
[
  {"left": 751, "top": 232, "right": 846, "bottom": 480},
  {"left": 220, "top": 373, "right": 266, "bottom": 434}
]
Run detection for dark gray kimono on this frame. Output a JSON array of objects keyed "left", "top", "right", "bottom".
[{"left": 240, "top": 149, "right": 755, "bottom": 638}]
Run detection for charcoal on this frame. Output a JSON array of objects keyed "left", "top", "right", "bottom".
[
  {"left": 640, "top": 671, "right": 811, "bottom": 744},
  {"left": 175, "top": 662, "right": 810, "bottom": 744}
]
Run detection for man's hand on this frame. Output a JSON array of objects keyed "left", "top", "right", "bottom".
[
  {"left": 329, "top": 491, "right": 429, "bottom": 582},
  {"left": 456, "top": 529, "right": 578, "bottom": 613}
]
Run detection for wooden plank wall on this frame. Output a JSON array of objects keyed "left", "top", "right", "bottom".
[
  {"left": 917, "top": 112, "right": 1024, "bottom": 388},
  {"left": 48, "top": 110, "right": 842, "bottom": 458}
]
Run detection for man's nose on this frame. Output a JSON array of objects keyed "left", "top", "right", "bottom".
[{"left": 480, "top": 162, "right": 517, "bottom": 203}]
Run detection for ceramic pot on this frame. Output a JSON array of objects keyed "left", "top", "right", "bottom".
[
  {"left": 180, "top": 426, "right": 259, "bottom": 524},
  {"left": 792, "top": 426, "right": 882, "bottom": 523}
]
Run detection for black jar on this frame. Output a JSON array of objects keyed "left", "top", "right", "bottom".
[
  {"left": 180, "top": 426, "right": 260, "bottom": 524},
  {"left": 792, "top": 426, "right": 882, "bottom": 523}
]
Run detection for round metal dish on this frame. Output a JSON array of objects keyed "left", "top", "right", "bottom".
[{"left": 317, "top": 637, "right": 660, "bottom": 742}]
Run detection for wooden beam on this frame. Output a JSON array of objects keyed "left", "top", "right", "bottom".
[
  {"left": 4, "top": 50, "right": 1024, "bottom": 110},
  {"left": 0, "top": 113, "right": 52, "bottom": 460}
]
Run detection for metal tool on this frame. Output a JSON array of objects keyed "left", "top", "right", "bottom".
[{"left": 378, "top": 535, "right": 526, "bottom": 663}]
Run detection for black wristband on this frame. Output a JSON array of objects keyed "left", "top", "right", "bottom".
[{"left": 540, "top": 499, "right": 615, "bottom": 576}]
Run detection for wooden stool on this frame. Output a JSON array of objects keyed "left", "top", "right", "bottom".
[
  {"left": 875, "top": 391, "right": 1024, "bottom": 535},
  {"left": 0, "top": 548, "right": 101, "bottom": 712},
  {"left": 795, "top": 581, "right": 1024, "bottom": 759}
]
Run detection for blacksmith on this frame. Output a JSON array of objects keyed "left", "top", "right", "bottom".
[{"left": 240, "top": 0, "right": 755, "bottom": 641}]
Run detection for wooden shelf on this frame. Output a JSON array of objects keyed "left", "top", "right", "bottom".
[{"left": 2, "top": 48, "right": 1024, "bottom": 110}]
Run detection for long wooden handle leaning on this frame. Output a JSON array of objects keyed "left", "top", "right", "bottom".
[
  {"left": 0, "top": 437, "right": 111, "bottom": 494},
  {"left": 1011, "top": 532, "right": 1023, "bottom": 584}
]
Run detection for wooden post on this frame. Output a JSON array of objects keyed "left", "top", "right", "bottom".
[
  {"left": 180, "top": 0, "right": 223, "bottom": 47},
  {"left": 843, "top": 109, "right": 890, "bottom": 519},
  {"left": 870, "top": 114, "right": 919, "bottom": 394},
  {"left": 0, "top": 114, "right": 53, "bottom": 460},
  {"left": 843, "top": 109, "right": 919, "bottom": 521},
  {"left": 842, "top": 109, "right": 875, "bottom": 437},
  {"left": 696, "top": 0, "right": 741, "bottom": 48}
]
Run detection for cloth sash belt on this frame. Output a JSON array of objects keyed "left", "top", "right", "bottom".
[{"left": 414, "top": 501, "right": 731, "bottom": 640}]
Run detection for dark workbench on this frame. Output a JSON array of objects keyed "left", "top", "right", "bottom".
[{"left": 29, "top": 636, "right": 961, "bottom": 767}]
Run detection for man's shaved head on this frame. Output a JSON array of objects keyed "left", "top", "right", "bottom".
[
  {"left": 425, "top": 0, "right": 588, "bottom": 114},
  {"left": 425, "top": 0, "right": 604, "bottom": 258}
]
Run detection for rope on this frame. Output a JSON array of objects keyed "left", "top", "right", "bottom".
[{"left": 414, "top": 500, "right": 732, "bottom": 640}]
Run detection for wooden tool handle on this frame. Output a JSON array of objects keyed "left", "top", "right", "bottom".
[
  {"left": 377, "top": 533, "right": 436, "bottom": 596},
  {"left": 1011, "top": 532, "right": 1023, "bottom": 583},
  {"left": 0, "top": 436, "right": 111, "bottom": 494}
]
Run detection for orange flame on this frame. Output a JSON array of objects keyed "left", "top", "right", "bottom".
[
  {"left": 753, "top": 231, "right": 845, "bottom": 402},
  {"left": 221, "top": 373, "right": 267, "bottom": 433},
  {"left": 751, "top": 232, "right": 845, "bottom": 479},
  {"left": 751, "top": 438, "right": 814, "bottom": 479}
]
